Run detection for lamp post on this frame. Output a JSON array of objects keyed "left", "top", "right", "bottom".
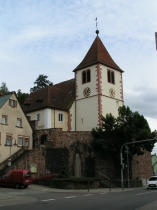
[
  {"left": 125, "top": 145, "right": 130, "bottom": 188},
  {"left": 120, "top": 138, "right": 157, "bottom": 190},
  {"left": 4, "top": 138, "right": 17, "bottom": 167}
]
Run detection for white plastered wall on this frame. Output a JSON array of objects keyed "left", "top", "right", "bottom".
[
  {"left": 27, "top": 108, "right": 69, "bottom": 131},
  {"left": 69, "top": 101, "right": 75, "bottom": 131},
  {"left": 44, "top": 108, "right": 52, "bottom": 129},
  {"left": 101, "top": 65, "right": 123, "bottom": 118},
  {"left": 76, "top": 97, "right": 98, "bottom": 131}
]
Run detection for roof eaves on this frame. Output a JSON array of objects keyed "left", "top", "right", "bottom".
[{"left": 73, "top": 61, "right": 124, "bottom": 72}]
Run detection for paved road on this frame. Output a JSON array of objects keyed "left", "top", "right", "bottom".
[{"left": 0, "top": 185, "right": 157, "bottom": 209}]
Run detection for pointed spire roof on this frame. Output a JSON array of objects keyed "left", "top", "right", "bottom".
[{"left": 73, "top": 34, "right": 123, "bottom": 72}]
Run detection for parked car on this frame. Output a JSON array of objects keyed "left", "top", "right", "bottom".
[
  {"left": 146, "top": 176, "right": 157, "bottom": 189},
  {"left": 0, "top": 169, "right": 32, "bottom": 189}
]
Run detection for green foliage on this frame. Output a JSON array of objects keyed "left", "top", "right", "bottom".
[
  {"left": 30, "top": 74, "right": 53, "bottom": 92},
  {"left": 0, "top": 82, "right": 9, "bottom": 94},
  {"left": 59, "top": 162, "right": 69, "bottom": 178},
  {"left": 92, "top": 106, "right": 157, "bottom": 158},
  {"left": 50, "top": 177, "right": 100, "bottom": 183},
  {"left": 16, "top": 89, "right": 29, "bottom": 105}
]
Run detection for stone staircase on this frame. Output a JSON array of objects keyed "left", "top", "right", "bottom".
[{"left": 0, "top": 147, "right": 30, "bottom": 176}]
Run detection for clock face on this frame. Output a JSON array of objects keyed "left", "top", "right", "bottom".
[
  {"left": 83, "top": 87, "right": 91, "bottom": 97},
  {"left": 109, "top": 88, "right": 115, "bottom": 98}
]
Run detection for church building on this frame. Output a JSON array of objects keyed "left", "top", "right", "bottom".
[
  {"left": 1, "top": 31, "right": 152, "bottom": 183},
  {"left": 23, "top": 30, "right": 124, "bottom": 131}
]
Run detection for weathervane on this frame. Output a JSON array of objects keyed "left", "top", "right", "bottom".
[{"left": 95, "top": 17, "right": 99, "bottom": 35}]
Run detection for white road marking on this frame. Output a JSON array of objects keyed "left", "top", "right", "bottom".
[
  {"left": 41, "top": 199, "right": 55, "bottom": 201},
  {"left": 137, "top": 191, "right": 157, "bottom": 195},
  {"left": 84, "top": 194, "right": 93, "bottom": 196},
  {"left": 65, "top": 196, "right": 76, "bottom": 199}
]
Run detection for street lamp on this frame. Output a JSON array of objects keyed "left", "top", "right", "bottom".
[
  {"left": 124, "top": 145, "right": 130, "bottom": 188},
  {"left": 4, "top": 138, "right": 17, "bottom": 167}
]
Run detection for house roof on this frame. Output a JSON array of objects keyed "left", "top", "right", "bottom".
[
  {"left": 0, "top": 94, "right": 12, "bottom": 108},
  {"left": 73, "top": 34, "right": 123, "bottom": 72},
  {"left": 23, "top": 78, "right": 75, "bottom": 113}
]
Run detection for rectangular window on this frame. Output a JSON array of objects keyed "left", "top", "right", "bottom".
[
  {"left": 9, "top": 99, "right": 17, "bottom": 108},
  {"left": 82, "top": 69, "right": 91, "bottom": 84},
  {"left": 37, "top": 113, "right": 40, "bottom": 121},
  {"left": 24, "top": 137, "right": 29, "bottom": 147},
  {"left": 18, "top": 136, "right": 23, "bottom": 146},
  {"left": 107, "top": 69, "right": 115, "bottom": 84},
  {"left": 6, "top": 134, "right": 12, "bottom": 145},
  {"left": 2, "top": 115, "right": 7, "bottom": 124},
  {"left": 58, "top": 113, "right": 63, "bottom": 122},
  {"left": 17, "top": 118, "right": 22, "bottom": 127}
]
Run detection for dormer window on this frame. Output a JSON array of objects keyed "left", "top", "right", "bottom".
[
  {"left": 36, "top": 99, "right": 43, "bottom": 104},
  {"left": 107, "top": 69, "right": 115, "bottom": 84},
  {"left": 24, "top": 104, "right": 30, "bottom": 108},
  {"left": 82, "top": 69, "right": 91, "bottom": 84}
]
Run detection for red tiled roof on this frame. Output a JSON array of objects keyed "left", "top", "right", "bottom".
[
  {"left": 23, "top": 79, "right": 75, "bottom": 113},
  {"left": 73, "top": 35, "right": 123, "bottom": 72}
]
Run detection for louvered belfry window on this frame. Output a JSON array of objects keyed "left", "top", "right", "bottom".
[
  {"left": 107, "top": 69, "right": 115, "bottom": 84},
  {"left": 82, "top": 69, "right": 91, "bottom": 84}
]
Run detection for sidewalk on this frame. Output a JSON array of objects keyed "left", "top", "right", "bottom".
[{"left": 0, "top": 185, "right": 156, "bottom": 209}]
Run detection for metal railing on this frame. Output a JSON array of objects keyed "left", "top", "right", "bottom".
[{"left": 99, "top": 172, "right": 111, "bottom": 191}]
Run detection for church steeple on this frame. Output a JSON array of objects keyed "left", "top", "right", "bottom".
[{"left": 73, "top": 34, "right": 123, "bottom": 72}]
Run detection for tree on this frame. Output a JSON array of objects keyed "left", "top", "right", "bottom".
[
  {"left": 0, "top": 82, "right": 9, "bottom": 94},
  {"left": 92, "top": 106, "right": 156, "bottom": 158},
  {"left": 16, "top": 89, "right": 29, "bottom": 105},
  {"left": 30, "top": 74, "right": 53, "bottom": 92}
]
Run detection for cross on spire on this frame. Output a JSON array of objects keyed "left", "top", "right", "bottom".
[{"left": 95, "top": 17, "right": 99, "bottom": 35}]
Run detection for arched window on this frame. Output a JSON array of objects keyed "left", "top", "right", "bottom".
[
  {"left": 82, "top": 71, "right": 86, "bottom": 84},
  {"left": 107, "top": 70, "right": 115, "bottom": 84},
  {"left": 87, "top": 70, "right": 91, "bottom": 82},
  {"left": 111, "top": 71, "right": 115, "bottom": 84},
  {"left": 107, "top": 70, "right": 111, "bottom": 83},
  {"left": 82, "top": 69, "right": 91, "bottom": 84}
]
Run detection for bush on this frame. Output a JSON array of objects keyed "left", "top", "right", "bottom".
[
  {"left": 32, "top": 174, "right": 58, "bottom": 184},
  {"left": 50, "top": 177, "right": 101, "bottom": 184}
]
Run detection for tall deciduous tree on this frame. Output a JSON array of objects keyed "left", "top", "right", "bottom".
[
  {"left": 30, "top": 74, "right": 53, "bottom": 92},
  {"left": 92, "top": 106, "right": 156, "bottom": 158},
  {"left": 0, "top": 82, "right": 9, "bottom": 94},
  {"left": 16, "top": 89, "right": 29, "bottom": 105}
]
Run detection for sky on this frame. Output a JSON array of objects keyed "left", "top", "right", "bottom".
[{"left": 0, "top": 0, "right": 157, "bottom": 152}]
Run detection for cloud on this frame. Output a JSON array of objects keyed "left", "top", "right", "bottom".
[
  {"left": 0, "top": 0, "right": 157, "bottom": 132},
  {"left": 124, "top": 85, "right": 157, "bottom": 119}
]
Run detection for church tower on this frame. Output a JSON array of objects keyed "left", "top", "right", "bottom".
[{"left": 73, "top": 30, "right": 124, "bottom": 131}]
